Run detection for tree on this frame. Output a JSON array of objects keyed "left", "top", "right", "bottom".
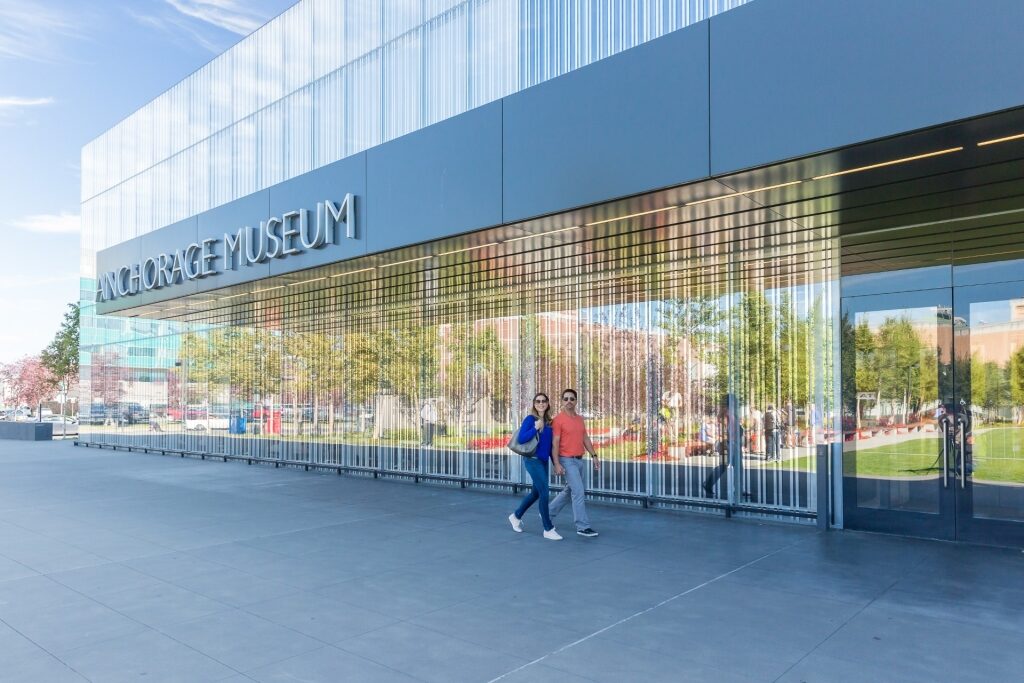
[
  {"left": 0, "top": 356, "right": 56, "bottom": 411},
  {"left": 284, "top": 331, "right": 345, "bottom": 432},
  {"left": 41, "top": 303, "right": 79, "bottom": 418},
  {"left": 1009, "top": 346, "right": 1024, "bottom": 423},
  {"left": 442, "top": 323, "right": 509, "bottom": 436},
  {"left": 89, "top": 350, "right": 124, "bottom": 406}
]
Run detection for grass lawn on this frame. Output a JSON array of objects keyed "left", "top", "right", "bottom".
[{"left": 779, "top": 427, "right": 1024, "bottom": 483}]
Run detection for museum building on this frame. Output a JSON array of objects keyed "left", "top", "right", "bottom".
[{"left": 80, "top": 0, "right": 1024, "bottom": 546}]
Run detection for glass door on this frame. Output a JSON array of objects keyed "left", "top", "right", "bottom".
[
  {"left": 841, "top": 288, "right": 956, "bottom": 540},
  {"left": 953, "top": 281, "right": 1024, "bottom": 546}
]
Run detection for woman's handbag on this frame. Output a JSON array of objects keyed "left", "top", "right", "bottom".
[{"left": 507, "top": 428, "right": 540, "bottom": 458}]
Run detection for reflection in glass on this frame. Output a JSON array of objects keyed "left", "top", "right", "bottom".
[
  {"left": 966, "top": 299, "right": 1024, "bottom": 523},
  {"left": 844, "top": 307, "right": 945, "bottom": 513},
  {"left": 79, "top": 224, "right": 833, "bottom": 516}
]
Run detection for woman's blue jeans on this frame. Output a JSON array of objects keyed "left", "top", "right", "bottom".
[{"left": 515, "top": 456, "right": 553, "bottom": 531}]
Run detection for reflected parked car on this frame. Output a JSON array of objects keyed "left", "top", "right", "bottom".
[{"left": 184, "top": 406, "right": 230, "bottom": 431}]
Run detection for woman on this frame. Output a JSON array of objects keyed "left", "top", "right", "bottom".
[{"left": 508, "top": 393, "right": 562, "bottom": 540}]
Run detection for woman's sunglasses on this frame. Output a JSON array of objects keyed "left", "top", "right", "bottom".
[{"left": 534, "top": 398, "right": 548, "bottom": 403}]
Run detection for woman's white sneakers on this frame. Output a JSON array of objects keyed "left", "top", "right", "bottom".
[{"left": 510, "top": 513, "right": 562, "bottom": 540}]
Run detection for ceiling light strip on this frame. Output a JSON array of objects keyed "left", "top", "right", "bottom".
[
  {"left": 288, "top": 276, "right": 327, "bottom": 286},
  {"left": 435, "top": 242, "right": 499, "bottom": 257},
  {"left": 812, "top": 147, "right": 963, "bottom": 180},
  {"left": 586, "top": 207, "right": 678, "bottom": 227},
  {"left": 977, "top": 132, "right": 1024, "bottom": 147},
  {"left": 331, "top": 267, "right": 377, "bottom": 278},
  {"left": 685, "top": 180, "right": 803, "bottom": 207},
  {"left": 252, "top": 285, "right": 284, "bottom": 294},
  {"left": 379, "top": 255, "right": 432, "bottom": 269},
  {"left": 503, "top": 225, "right": 580, "bottom": 243}
]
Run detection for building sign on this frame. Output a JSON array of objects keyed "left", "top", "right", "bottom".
[{"left": 96, "top": 195, "right": 355, "bottom": 302}]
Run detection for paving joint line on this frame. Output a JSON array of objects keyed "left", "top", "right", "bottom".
[{"left": 486, "top": 538, "right": 805, "bottom": 682}]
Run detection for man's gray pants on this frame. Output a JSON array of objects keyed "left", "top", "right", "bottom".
[{"left": 550, "top": 457, "right": 591, "bottom": 531}]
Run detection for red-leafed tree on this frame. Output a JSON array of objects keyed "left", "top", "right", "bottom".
[{"left": 0, "top": 356, "right": 56, "bottom": 409}]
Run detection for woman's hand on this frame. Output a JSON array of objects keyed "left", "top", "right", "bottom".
[{"left": 534, "top": 419, "right": 543, "bottom": 431}]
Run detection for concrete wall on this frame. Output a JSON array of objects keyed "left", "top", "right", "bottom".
[
  {"left": 96, "top": 0, "right": 1024, "bottom": 313},
  {"left": 0, "top": 422, "right": 53, "bottom": 441}
]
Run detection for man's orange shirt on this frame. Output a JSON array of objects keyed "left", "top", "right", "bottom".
[{"left": 553, "top": 412, "right": 587, "bottom": 456}]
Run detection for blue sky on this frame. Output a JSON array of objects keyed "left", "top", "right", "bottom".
[{"left": 0, "top": 0, "right": 296, "bottom": 362}]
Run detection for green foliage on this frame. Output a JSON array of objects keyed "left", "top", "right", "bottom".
[
  {"left": 178, "top": 327, "right": 281, "bottom": 403},
  {"left": 1010, "top": 345, "right": 1024, "bottom": 407},
  {"left": 41, "top": 303, "right": 79, "bottom": 393},
  {"left": 442, "top": 323, "right": 510, "bottom": 433}
]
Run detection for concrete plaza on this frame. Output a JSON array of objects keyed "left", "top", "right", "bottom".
[{"left": 0, "top": 440, "right": 1020, "bottom": 682}]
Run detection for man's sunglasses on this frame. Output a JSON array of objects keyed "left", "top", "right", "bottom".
[{"left": 562, "top": 396, "right": 577, "bottom": 402}]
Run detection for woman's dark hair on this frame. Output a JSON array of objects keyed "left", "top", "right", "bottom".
[{"left": 530, "top": 393, "right": 552, "bottom": 424}]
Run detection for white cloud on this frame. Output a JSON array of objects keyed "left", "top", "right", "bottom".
[
  {"left": 0, "top": 1, "right": 78, "bottom": 62},
  {"left": 0, "top": 96, "right": 54, "bottom": 109},
  {"left": 10, "top": 212, "right": 80, "bottom": 234},
  {"left": 164, "top": 0, "right": 267, "bottom": 36},
  {"left": 126, "top": 7, "right": 225, "bottom": 54}
]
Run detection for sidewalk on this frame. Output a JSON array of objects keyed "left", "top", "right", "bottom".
[{"left": 0, "top": 440, "right": 1020, "bottom": 682}]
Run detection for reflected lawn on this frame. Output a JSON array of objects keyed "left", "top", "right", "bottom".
[{"left": 781, "top": 426, "right": 1024, "bottom": 483}]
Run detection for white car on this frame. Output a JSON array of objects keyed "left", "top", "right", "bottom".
[{"left": 44, "top": 415, "right": 79, "bottom": 435}]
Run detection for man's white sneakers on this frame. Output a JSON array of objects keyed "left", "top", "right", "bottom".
[
  {"left": 508, "top": 513, "right": 523, "bottom": 533},
  {"left": 543, "top": 528, "right": 563, "bottom": 541}
]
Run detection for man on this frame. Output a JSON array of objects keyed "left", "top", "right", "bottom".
[
  {"left": 550, "top": 388, "right": 600, "bottom": 537},
  {"left": 764, "top": 404, "right": 780, "bottom": 462},
  {"left": 420, "top": 398, "right": 438, "bottom": 447}
]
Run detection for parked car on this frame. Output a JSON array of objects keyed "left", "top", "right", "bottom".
[
  {"left": 44, "top": 415, "right": 79, "bottom": 435},
  {"left": 184, "top": 406, "right": 230, "bottom": 431},
  {"left": 81, "top": 404, "right": 110, "bottom": 426},
  {"left": 116, "top": 402, "right": 148, "bottom": 425}
]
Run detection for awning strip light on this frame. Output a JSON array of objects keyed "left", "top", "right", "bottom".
[
  {"left": 379, "top": 255, "right": 432, "bottom": 269},
  {"left": 586, "top": 207, "right": 678, "bottom": 227},
  {"left": 685, "top": 180, "right": 803, "bottom": 207},
  {"left": 331, "top": 267, "right": 377, "bottom": 278},
  {"left": 436, "top": 242, "right": 499, "bottom": 257},
  {"left": 977, "top": 132, "right": 1024, "bottom": 147},
  {"left": 288, "top": 276, "right": 327, "bottom": 286},
  {"left": 812, "top": 147, "right": 963, "bottom": 180},
  {"left": 503, "top": 225, "right": 580, "bottom": 243}
]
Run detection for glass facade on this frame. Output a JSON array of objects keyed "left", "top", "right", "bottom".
[
  {"left": 80, "top": 0, "right": 749, "bottom": 256},
  {"left": 79, "top": 207, "right": 834, "bottom": 516}
]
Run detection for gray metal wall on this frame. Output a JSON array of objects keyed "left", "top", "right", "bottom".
[{"left": 96, "top": 0, "right": 1024, "bottom": 312}]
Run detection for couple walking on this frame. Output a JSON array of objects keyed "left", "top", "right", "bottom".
[{"left": 507, "top": 389, "right": 600, "bottom": 541}]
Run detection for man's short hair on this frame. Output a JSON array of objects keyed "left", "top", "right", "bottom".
[{"left": 562, "top": 388, "right": 578, "bottom": 400}]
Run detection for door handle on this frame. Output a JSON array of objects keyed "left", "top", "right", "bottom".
[
  {"left": 958, "top": 427, "right": 966, "bottom": 489},
  {"left": 941, "top": 422, "right": 948, "bottom": 488}
]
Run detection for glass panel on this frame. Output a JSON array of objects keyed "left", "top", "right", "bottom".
[
  {"left": 81, "top": 0, "right": 751, "bottom": 254},
  {"left": 965, "top": 298, "right": 1024, "bottom": 522},
  {"left": 844, "top": 306, "right": 945, "bottom": 514},
  {"left": 78, "top": 209, "right": 833, "bottom": 518}
]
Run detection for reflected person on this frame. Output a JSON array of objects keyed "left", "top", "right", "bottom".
[
  {"left": 703, "top": 395, "right": 739, "bottom": 497},
  {"left": 508, "top": 393, "right": 562, "bottom": 540}
]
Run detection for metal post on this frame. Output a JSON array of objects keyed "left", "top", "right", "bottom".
[{"left": 816, "top": 443, "right": 830, "bottom": 530}]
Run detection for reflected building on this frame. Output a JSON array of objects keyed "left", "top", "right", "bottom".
[{"left": 80, "top": 0, "right": 1024, "bottom": 546}]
